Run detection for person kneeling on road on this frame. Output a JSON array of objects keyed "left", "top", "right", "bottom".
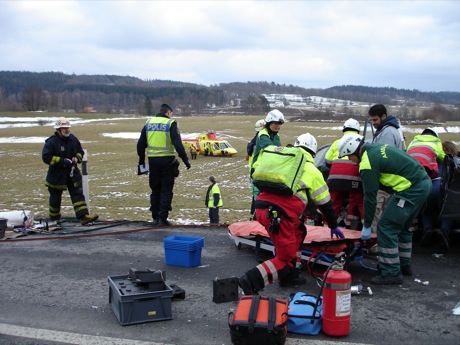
[{"left": 239, "top": 133, "right": 343, "bottom": 295}]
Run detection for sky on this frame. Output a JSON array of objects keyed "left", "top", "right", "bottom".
[{"left": 1, "top": 0, "right": 460, "bottom": 93}]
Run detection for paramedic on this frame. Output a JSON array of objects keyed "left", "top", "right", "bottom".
[
  {"left": 368, "top": 104, "right": 405, "bottom": 234},
  {"left": 137, "top": 103, "right": 191, "bottom": 226},
  {"left": 205, "top": 175, "right": 223, "bottom": 224},
  {"left": 325, "top": 118, "right": 364, "bottom": 229},
  {"left": 338, "top": 134, "right": 431, "bottom": 285},
  {"left": 249, "top": 110, "right": 284, "bottom": 219},
  {"left": 239, "top": 133, "right": 343, "bottom": 295},
  {"left": 42, "top": 117, "right": 99, "bottom": 225},
  {"left": 247, "top": 119, "right": 265, "bottom": 219}
]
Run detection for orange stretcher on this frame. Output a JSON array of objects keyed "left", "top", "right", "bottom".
[{"left": 228, "top": 221, "right": 378, "bottom": 272}]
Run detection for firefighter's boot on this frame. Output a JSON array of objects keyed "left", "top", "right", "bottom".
[{"left": 80, "top": 214, "right": 99, "bottom": 225}]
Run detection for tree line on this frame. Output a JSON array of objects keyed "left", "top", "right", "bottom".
[{"left": 0, "top": 71, "right": 459, "bottom": 116}]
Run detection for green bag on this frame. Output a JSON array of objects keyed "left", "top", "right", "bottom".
[{"left": 252, "top": 145, "right": 305, "bottom": 196}]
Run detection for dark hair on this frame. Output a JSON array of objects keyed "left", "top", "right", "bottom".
[
  {"left": 160, "top": 103, "right": 173, "bottom": 113},
  {"left": 368, "top": 104, "right": 387, "bottom": 117},
  {"left": 209, "top": 175, "right": 216, "bottom": 183}
]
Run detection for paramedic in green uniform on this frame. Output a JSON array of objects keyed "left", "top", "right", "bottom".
[{"left": 338, "top": 134, "right": 431, "bottom": 285}]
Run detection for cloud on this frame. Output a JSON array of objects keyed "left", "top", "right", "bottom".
[{"left": 1, "top": 0, "right": 460, "bottom": 92}]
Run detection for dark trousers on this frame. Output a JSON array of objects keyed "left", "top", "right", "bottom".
[
  {"left": 148, "top": 157, "right": 175, "bottom": 220},
  {"left": 209, "top": 207, "right": 219, "bottom": 224},
  {"left": 48, "top": 180, "right": 88, "bottom": 220}
]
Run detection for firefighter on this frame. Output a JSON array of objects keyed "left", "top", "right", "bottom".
[
  {"left": 137, "top": 103, "right": 191, "bottom": 226},
  {"left": 239, "top": 133, "right": 344, "bottom": 295},
  {"left": 42, "top": 117, "right": 99, "bottom": 225},
  {"left": 338, "top": 134, "right": 432, "bottom": 284},
  {"left": 325, "top": 118, "right": 364, "bottom": 229}
]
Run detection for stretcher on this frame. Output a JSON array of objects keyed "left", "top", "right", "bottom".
[{"left": 228, "top": 221, "right": 378, "bottom": 273}]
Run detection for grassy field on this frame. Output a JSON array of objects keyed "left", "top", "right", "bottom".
[{"left": 1, "top": 113, "right": 459, "bottom": 225}]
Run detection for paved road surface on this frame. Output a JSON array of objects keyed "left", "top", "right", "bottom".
[{"left": 0, "top": 221, "right": 458, "bottom": 345}]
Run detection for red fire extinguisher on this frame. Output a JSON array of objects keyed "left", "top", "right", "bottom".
[{"left": 322, "top": 253, "right": 352, "bottom": 336}]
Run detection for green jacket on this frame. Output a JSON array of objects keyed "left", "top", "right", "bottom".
[{"left": 359, "top": 143, "right": 428, "bottom": 227}]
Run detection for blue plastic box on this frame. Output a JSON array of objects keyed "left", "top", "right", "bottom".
[{"left": 164, "top": 235, "right": 205, "bottom": 267}]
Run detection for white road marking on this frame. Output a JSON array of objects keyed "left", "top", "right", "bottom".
[{"left": 0, "top": 323, "right": 172, "bottom": 345}]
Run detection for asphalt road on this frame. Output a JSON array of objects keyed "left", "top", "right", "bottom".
[{"left": 0, "top": 221, "right": 459, "bottom": 345}]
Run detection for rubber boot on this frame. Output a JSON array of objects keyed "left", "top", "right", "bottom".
[{"left": 238, "top": 267, "right": 265, "bottom": 295}]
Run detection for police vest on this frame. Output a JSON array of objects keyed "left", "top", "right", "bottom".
[{"left": 146, "top": 117, "right": 176, "bottom": 157}]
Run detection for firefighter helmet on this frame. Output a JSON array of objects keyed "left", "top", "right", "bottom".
[
  {"left": 343, "top": 118, "right": 360, "bottom": 133},
  {"left": 264, "top": 109, "right": 285, "bottom": 124},
  {"left": 54, "top": 117, "right": 71, "bottom": 129},
  {"left": 338, "top": 133, "right": 363, "bottom": 158},
  {"left": 295, "top": 133, "right": 317, "bottom": 155},
  {"left": 422, "top": 127, "right": 438, "bottom": 138},
  {"left": 254, "top": 119, "right": 265, "bottom": 132}
]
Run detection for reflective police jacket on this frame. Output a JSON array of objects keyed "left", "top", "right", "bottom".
[
  {"left": 359, "top": 143, "right": 429, "bottom": 228},
  {"left": 205, "top": 183, "right": 223, "bottom": 208},
  {"left": 42, "top": 132, "right": 84, "bottom": 190},
  {"left": 407, "top": 134, "right": 445, "bottom": 178},
  {"left": 137, "top": 113, "right": 189, "bottom": 165}
]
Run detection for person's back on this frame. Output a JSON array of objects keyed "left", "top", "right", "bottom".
[{"left": 407, "top": 128, "right": 445, "bottom": 178}]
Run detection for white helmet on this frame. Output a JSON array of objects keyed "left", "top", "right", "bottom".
[
  {"left": 295, "top": 133, "right": 317, "bottom": 155},
  {"left": 338, "top": 133, "right": 363, "bottom": 158},
  {"left": 254, "top": 119, "right": 265, "bottom": 132},
  {"left": 265, "top": 109, "right": 285, "bottom": 124},
  {"left": 422, "top": 127, "right": 438, "bottom": 138},
  {"left": 54, "top": 117, "right": 71, "bottom": 129},
  {"left": 343, "top": 118, "right": 360, "bottom": 133}
]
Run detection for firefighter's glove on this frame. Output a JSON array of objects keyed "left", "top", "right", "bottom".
[
  {"left": 330, "top": 227, "right": 345, "bottom": 239},
  {"left": 62, "top": 158, "right": 73, "bottom": 168},
  {"left": 185, "top": 161, "right": 191, "bottom": 170},
  {"left": 361, "top": 226, "right": 372, "bottom": 240}
]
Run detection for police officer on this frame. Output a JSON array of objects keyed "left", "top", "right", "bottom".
[
  {"left": 42, "top": 117, "right": 99, "bottom": 225},
  {"left": 338, "top": 134, "right": 432, "bottom": 284},
  {"left": 137, "top": 103, "right": 191, "bottom": 226},
  {"left": 239, "top": 133, "right": 343, "bottom": 295}
]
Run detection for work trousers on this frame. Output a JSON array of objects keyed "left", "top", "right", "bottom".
[
  {"left": 330, "top": 189, "right": 364, "bottom": 229},
  {"left": 48, "top": 180, "right": 88, "bottom": 220},
  {"left": 209, "top": 207, "right": 219, "bottom": 224},
  {"left": 254, "top": 192, "right": 305, "bottom": 286},
  {"left": 148, "top": 157, "right": 175, "bottom": 221},
  {"left": 377, "top": 178, "right": 432, "bottom": 277},
  {"left": 371, "top": 189, "right": 391, "bottom": 233}
]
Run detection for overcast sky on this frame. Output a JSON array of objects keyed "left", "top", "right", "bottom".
[{"left": 1, "top": 1, "right": 460, "bottom": 92}]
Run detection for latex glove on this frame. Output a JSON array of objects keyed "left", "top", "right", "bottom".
[
  {"left": 361, "top": 226, "right": 372, "bottom": 240},
  {"left": 62, "top": 158, "right": 73, "bottom": 168},
  {"left": 185, "top": 161, "right": 191, "bottom": 170},
  {"left": 330, "top": 227, "right": 345, "bottom": 239}
]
